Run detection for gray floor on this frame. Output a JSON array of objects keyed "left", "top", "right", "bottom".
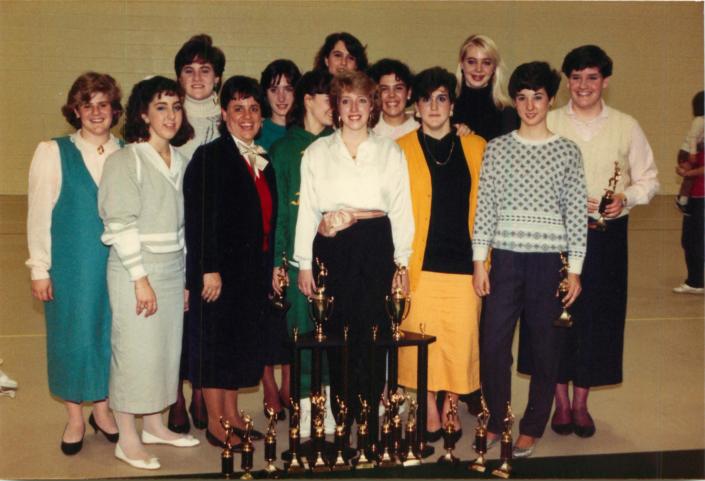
[{"left": 0, "top": 195, "right": 703, "bottom": 479}]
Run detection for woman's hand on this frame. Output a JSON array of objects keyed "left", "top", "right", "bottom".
[
  {"left": 391, "top": 267, "right": 410, "bottom": 296},
  {"left": 135, "top": 276, "right": 157, "bottom": 317},
  {"left": 184, "top": 289, "right": 190, "bottom": 312},
  {"left": 297, "top": 269, "right": 317, "bottom": 298},
  {"left": 587, "top": 196, "right": 600, "bottom": 214},
  {"left": 472, "top": 261, "right": 490, "bottom": 297},
  {"left": 561, "top": 273, "right": 582, "bottom": 308},
  {"left": 31, "top": 278, "right": 53, "bottom": 301},
  {"left": 604, "top": 193, "right": 626, "bottom": 218},
  {"left": 202, "top": 272, "right": 222, "bottom": 302},
  {"left": 453, "top": 123, "right": 473, "bottom": 136},
  {"left": 272, "top": 267, "right": 289, "bottom": 294}
]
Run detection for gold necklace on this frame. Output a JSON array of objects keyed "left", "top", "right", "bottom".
[{"left": 422, "top": 133, "right": 455, "bottom": 166}]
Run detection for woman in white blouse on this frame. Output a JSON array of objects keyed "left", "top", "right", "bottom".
[
  {"left": 26, "top": 72, "right": 123, "bottom": 455},
  {"left": 294, "top": 70, "right": 414, "bottom": 443}
]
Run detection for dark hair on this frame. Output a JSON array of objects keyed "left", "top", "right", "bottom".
[
  {"left": 174, "top": 34, "right": 226, "bottom": 85},
  {"left": 367, "top": 58, "right": 413, "bottom": 87},
  {"left": 61, "top": 72, "right": 123, "bottom": 129},
  {"left": 693, "top": 91, "right": 704, "bottom": 117},
  {"left": 218, "top": 76, "right": 264, "bottom": 136},
  {"left": 508, "top": 61, "right": 561, "bottom": 99},
  {"left": 410, "top": 67, "right": 457, "bottom": 104},
  {"left": 287, "top": 70, "right": 333, "bottom": 128},
  {"left": 561, "top": 45, "right": 613, "bottom": 78},
  {"left": 314, "top": 32, "right": 368, "bottom": 72},
  {"left": 329, "top": 70, "right": 379, "bottom": 129},
  {"left": 260, "top": 59, "right": 302, "bottom": 118},
  {"left": 124, "top": 76, "right": 194, "bottom": 146}
]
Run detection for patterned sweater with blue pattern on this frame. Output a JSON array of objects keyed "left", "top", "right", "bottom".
[{"left": 472, "top": 131, "right": 587, "bottom": 274}]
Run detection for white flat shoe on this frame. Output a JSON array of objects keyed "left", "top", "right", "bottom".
[
  {"left": 114, "top": 443, "right": 160, "bottom": 470},
  {"left": 141, "top": 430, "right": 200, "bottom": 447},
  {"left": 512, "top": 443, "right": 535, "bottom": 459}
]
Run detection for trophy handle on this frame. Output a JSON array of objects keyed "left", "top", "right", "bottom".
[
  {"left": 402, "top": 297, "right": 411, "bottom": 320},
  {"left": 384, "top": 295, "right": 393, "bottom": 318},
  {"left": 325, "top": 296, "right": 335, "bottom": 320}
]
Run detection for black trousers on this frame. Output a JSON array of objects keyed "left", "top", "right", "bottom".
[
  {"left": 682, "top": 198, "right": 704, "bottom": 288},
  {"left": 481, "top": 249, "right": 564, "bottom": 438},
  {"left": 313, "top": 217, "right": 395, "bottom": 442}
]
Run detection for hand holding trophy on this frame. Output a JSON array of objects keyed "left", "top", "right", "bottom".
[
  {"left": 593, "top": 161, "right": 622, "bottom": 231},
  {"left": 271, "top": 252, "right": 291, "bottom": 313},
  {"left": 554, "top": 253, "right": 573, "bottom": 327}
]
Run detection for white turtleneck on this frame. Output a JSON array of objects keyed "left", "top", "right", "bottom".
[{"left": 177, "top": 93, "right": 221, "bottom": 162}]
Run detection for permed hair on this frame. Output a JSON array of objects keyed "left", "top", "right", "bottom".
[
  {"left": 260, "top": 59, "right": 302, "bottom": 118},
  {"left": 61, "top": 72, "right": 123, "bottom": 130},
  {"left": 174, "top": 34, "right": 226, "bottom": 85},
  {"left": 561, "top": 45, "right": 613, "bottom": 78},
  {"left": 124, "top": 76, "right": 194, "bottom": 146},
  {"left": 218, "top": 76, "right": 265, "bottom": 136},
  {"left": 411, "top": 67, "right": 458, "bottom": 104},
  {"left": 329, "top": 70, "right": 379, "bottom": 129},
  {"left": 287, "top": 70, "right": 333, "bottom": 128},
  {"left": 455, "top": 34, "right": 511, "bottom": 109},
  {"left": 313, "top": 32, "right": 368, "bottom": 72},
  {"left": 367, "top": 58, "right": 413, "bottom": 87},
  {"left": 508, "top": 61, "right": 561, "bottom": 100}
]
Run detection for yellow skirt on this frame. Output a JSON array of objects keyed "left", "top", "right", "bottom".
[{"left": 397, "top": 271, "right": 480, "bottom": 394}]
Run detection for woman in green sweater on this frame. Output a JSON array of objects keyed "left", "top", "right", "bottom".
[{"left": 269, "top": 69, "right": 334, "bottom": 436}]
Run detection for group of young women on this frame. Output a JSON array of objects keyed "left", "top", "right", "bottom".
[{"left": 27, "top": 31, "right": 658, "bottom": 470}]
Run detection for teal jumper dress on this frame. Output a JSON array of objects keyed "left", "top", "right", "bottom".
[{"left": 43, "top": 136, "right": 114, "bottom": 401}]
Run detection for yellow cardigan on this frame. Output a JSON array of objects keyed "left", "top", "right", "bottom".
[{"left": 397, "top": 130, "right": 486, "bottom": 291}]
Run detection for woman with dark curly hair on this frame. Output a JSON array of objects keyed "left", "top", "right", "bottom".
[
  {"left": 313, "top": 32, "right": 367, "bottom": 76},
  {"left": 99, "top": 76, "right": 198, "bottom": 470},
  {"left": 27, "top": 72, "right": 123, "bottom": 455}
]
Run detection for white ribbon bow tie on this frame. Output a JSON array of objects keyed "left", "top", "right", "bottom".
[{"left": 238, "top": 143, "right": 269, "bottom": 179}]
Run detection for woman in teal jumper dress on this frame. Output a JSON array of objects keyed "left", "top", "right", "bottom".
[
  {"left": 26, "top": 73, "right": 123, "bottom": 455},
  {"left": 269, "top": 70, "right": 334, "bottom": 435}
]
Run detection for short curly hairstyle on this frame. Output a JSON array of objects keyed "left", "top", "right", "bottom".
[
  {"left": 329, "top": 70, "right": 379, "bottom": 129},
  {"left": 508, "top": 61, "right": 561, "bottom": 100},
  {"left": 61, "top": 72, "right": 123, "bottom": 130},
  {"left": 124, "top": 76, "right": 194, "bottom": 146},
  {"left": 314, "top": 32, "right": 368, "bottom": 72}
]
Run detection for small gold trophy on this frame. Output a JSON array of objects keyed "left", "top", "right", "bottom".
[
  {"left": 402, "top": 396, "right": 421, "bottom": 466},
  {"left": 554, "top": 253, "right": 573, "bottom": 328},
  {"left": 263, "top": 405, "right": 280, "bottom": 477},
  {"left": 492, "top": 403, "right": 515, "bottom": 479},
  {"left": 390, "top": 392, "right": 405, "bottom": 464},
  {"left": 331, "top": 397, "right": 351, "bottom": 471},
  {"left": 594, "top": 161, "right": 622, "bottom": 231},
  {"left": 285, "top": 400, "right": 306, "bottom": 473},
  {"left": 470, "top": 394, "right": 490, "bottom": 472},
  {"left": 438, "top": 398, "right": 460, "bottom": 465},
  {"left": 239, "top": 413, "right": 255, "bottom": 480},
  {"left": 353, "top": 396, "right": 376, "bottom": 469},
  {"left": 385, "top": 265, "right": 411, "bottom": 341},
  {"left": 220, "top": 417, "right": 235, "bottom": 478},
  {"left": 311, "top": 393, "right": 330, "bottom": 472},
  {"left": 308, "top": 258, "right": 334, "bottom": 342},
  {"left": 378, "top": 406, "right": 396, "bottom": 468},
  {"left": 271, "top": 252, "right": 291, "bottom": 313}
]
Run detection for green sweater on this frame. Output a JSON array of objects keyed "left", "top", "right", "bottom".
[{"left": 270, "top": 126, "right": 333, "bottom": 266}]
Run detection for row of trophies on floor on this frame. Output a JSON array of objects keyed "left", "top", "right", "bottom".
[{"left": 219, "top": 392, "right": 517, "bottom": 479}]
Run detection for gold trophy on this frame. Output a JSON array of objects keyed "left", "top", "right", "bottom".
[
  {"left": 220, "top": 417, "right": 235, "bottom": 478},
  {"left": 311, "top": 392, "right": 330, "bottom": 472},
  {"left": 437, "top": 398, "right": 460, "bottom": 465},
  {"left": 593, "top": 161, "right": 622, "bottom": 231},
  {"left": 385, "top": 265, "right": 411, "bottom": 341},
  {"left": 331, "top": 397, "right": 351, "bottom": 471},
  {"left": 263, "top": 405, "right": 280, "bottom": 477},
  {"left": 390, "top": 392, "right": 405, "bottom": 464},
  {"left": 353, "top": 396, "right": 376, "bottom": 469},
  {"left": 378, "top": 406, "right": 396, "bottom": 468},
  {"left": 470, "top": 394, "right": 490, "bottom": 472},
  {"left": 285, "top": 399, "right": 306, "bottom": 473},
  {"left": 554, "top": 253, "right": 573, "bottom": 328},
  {"left": 271, "top": 252, "right": 291, "bottom": 313},
  {"left": 239, "top": 412, "right": 255, "bottom": 480},
  {"left": 492, "top": 403, "right": 515, "bottom": 479},
  {"left": 402, "top": 396, "right": 421, "bottom": 466},
  {"left": 308, "top": 258, "right": 334, "bottom": 342}
]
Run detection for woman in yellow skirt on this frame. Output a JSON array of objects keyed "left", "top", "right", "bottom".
[{"left": 397, "top": 67, "right": 485, "bottom": 443}]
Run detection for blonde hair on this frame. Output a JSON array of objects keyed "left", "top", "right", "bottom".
[{"left": 455, "top": 34, "right": 511, "bottom": 109}]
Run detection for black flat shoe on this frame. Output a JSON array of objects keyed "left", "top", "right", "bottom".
[
  {"left": 425, "top": 428, "right": 443, "bottom": 443},
  {"left": 168, "top": 404, "right": 190, "bottom": 434},
  {"left": 233, "top": 426, "right": 264, "bottom": 441},
  {"left": 551, "top": 421, "right": 574, "bottom": 435},
  {"left": 189, "top": 403, "right": 207, "bottom": 430},
  {"left": 573, "top": 412, "right": 596, "bottom": 438},
  {"left": 206, "top": 430, "right": 242, "bottom": 452},
  {"left": 60, "top": 425, "right": 84, "bottom": 455},
  {"left": 88, "top": 413, "right": 119, "bottom": 443},
  {"left": 263, "top": 407, "right": 286, "bottom": 422}
]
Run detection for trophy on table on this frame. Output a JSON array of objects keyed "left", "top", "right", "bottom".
[
  {"left": 438, "top": 398, "right": 460, "bottom": 465},
  {"left": 239, "top": 413, "right": 255, "bottom": 480},
  {"left": 402, "top": 396, "right": 422, "bottom": 466},
  {"left": 310, "top": 392, "right": 330, "bottom": 472},
  {"left": 470, "top": 394, "right": 490, "bottom": 473},
  {"left": 308, "top": 258, "right": 334, "bottom": 342},
  {"left": 263, "top": 405, "right": 281, "bottom": 477},
  {"left": 492, "top": 403, "right": 515, "bottom": 479},
  {"left": 285, "top": 399, "right": 306, "bottom": 473},
  {"left": 331, "top": 396, "right": 352, "bottom": 471},
  {"left": 385, "top": 265, "right": 411, "bottom": 341},
  {"left": 271, "top": 252, "right": 291, "bottom": 313},
  {"left": 353, "top": 396, "right": 376, "bottom": 469},
  {"left": 220, "top": 417, "right": 235, "bottom": 478},
  {"left": 593, "top": 161, "right": 622, "bottom": 231},
  {"left": 554, "top": 253, "right": 573, "bottom": 328}
]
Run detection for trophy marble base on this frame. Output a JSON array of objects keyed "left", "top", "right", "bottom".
[
  {"left": 470, "top": 455, "right": 487, "bottom": 473},
  {"left": 492, "top": 461, "right": 512, "bottom": 479},
  {"left": 437, "top": 452, "right": 460, "bottom": 465}
]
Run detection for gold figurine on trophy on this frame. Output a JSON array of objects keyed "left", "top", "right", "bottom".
[
  {"left": 438, "top": 398, "right": 460, "bottom": 464},
  {"left": 402, "top": 396, "right": 421, "bottom": 466},
  {"left": 239, "top": 412, "right": 255, "bottom": 480},
  {"left": 271, "top": 252, "right": 291, "bottom": 312},
  {"left": 385, "top": 265, "right": 411, "bottom": 341},
  {"left": 220, "top": 417, "right": 235, "bottom": 478},
  {"left": 492, "top": 403, "right": 515, "bottom": 479},
  {"left": 263, "top": 405, "right": 280, "bottom": 476},
  {"left": 331, "top": 396, "right": 351, "bottom": 471},
  {"left": 285, "top": 399, "right": 306, "bottom": 473},
  {"left": 311, "top": 392, "right": 329, "bottom": 472},
  {"left": 593, "top": 161, "right": 622, "bottom": 231},
  {"left": 353, "top": 396, "right": 376, "bottom": 469},
  {"left": 554, "top": 252, "right": 573, "bottom": 327},
  {"left": 470, "top": 394, "right": 490, "bottom": 472},
  {"left": 308, "top": 258, "right": 334, "bottom": 342}
]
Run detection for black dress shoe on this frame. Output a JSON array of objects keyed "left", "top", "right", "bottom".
[
  {"left": 573, "top": 412, "right": 596, "bottom": 438},
  {"left": 88, "top": 413, "right": 119, "bottom": 443},
  {"left": 263, "top": 407, "right": 286, "bottom": 422},
  {"left": 206, "top": 430, "right": 242, "bottom": 452},
  {"left": 60, "top": 425, "right": 84, "bottom": 455},
  {"left": 189, "top": 403, "right": 207, "bottom": 430},
  {"left": 233, "top": 426, "right": 264, "bottom": 441},
  {"left": 168, "top": 404, "right": 190, "bottom": 434},
  {"left": 551, "top": 421, "right": 574, "bottom": 435},
  {"left": 425, "top": 428, "right": 443, "bottom": 442}
]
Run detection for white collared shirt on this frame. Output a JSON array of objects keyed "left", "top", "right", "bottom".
[
  {"left": 372, "top": 115, "right": 420, "bottom": 140},
  {"left": 293, "top": 130, "right": 414, "bottom": 270}
]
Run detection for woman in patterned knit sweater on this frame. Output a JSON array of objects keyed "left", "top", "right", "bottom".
[{"left": 472, "top": 62, "right": 587, "bottom": 458}]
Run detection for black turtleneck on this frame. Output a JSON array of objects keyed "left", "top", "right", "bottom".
[
  {"left": 452, "top": 83, "right": 518, "bottom": 142},
  {"left": 418, "top": 129, "right": 473, "bottom": 275}
]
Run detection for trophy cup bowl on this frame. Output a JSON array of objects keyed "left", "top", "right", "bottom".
[
  {"left": 385, "top": 288, "right": 410, "bottom": 341},
  {"left": 308, "top": 291, "right": 334, "bottom": 343}
]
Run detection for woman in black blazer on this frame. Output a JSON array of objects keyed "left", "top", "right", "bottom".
[{"left": 184, "top": 76, "right": 277, "bottom": 449}]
